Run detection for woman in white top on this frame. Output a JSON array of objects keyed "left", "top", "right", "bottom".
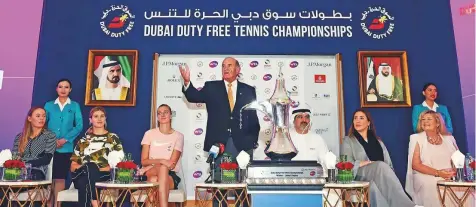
[{"left": 406, "top": 110, "right": 473, "bottom": 207}]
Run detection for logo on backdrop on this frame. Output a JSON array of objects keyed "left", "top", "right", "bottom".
[
  {"left": 361, "top": 7, "right": 395, "bottom": 39},
  {"left": 194, "top": 143, "right": 202, "bottom": 149},
  {"left": 100, "top": 5, "right": 135, "bottom": 38},
  {"left": 209, "top": 73, "right": 217, "bottom": 80},
  {"left": 263, "top": 74, "right": 272, "bottom": 81},
  {"left": 193, "top": 171, "right": 203, "bottom": 178},
  {"left": 315, "top": 128, "right": 329, "bottom": 135},
  {"left": 250, "top": 74, "right": 258, "bottom": 80},
  {"left": 264, "top": 88, "right": 271, "bottom": 94},
  {"left": 314, "top": 75, "right": 326, "bottom": 83},
  {"left": 313, "top": 112, "right": 331, "bottom": 117},
  {"left": 196, "top": 72, "right": 204, "bottom": 81},
  {"left": 291, "top": 75, "right": 298, "bottom": 81},
  {"left": 250, "top": 61, "right": 259, "bottom": 68},
  {"left": 167, "top": 74, "right": 182, "bottom": 83},
  {"left": 312, "top": 93, "right": 331, "bottom": 100},
  {"left": 194, "top": 128, "right": 204, "bottom": 135},
  {"left": 307, "top": 62, "right": 332, "bottom": 67},
  {"left": 264, "top": 59, "right": 272, "bottom": 69},
  {"left": 290, "top": 61, "right": 299, "bottom": 68},
  {"left": 195, "top": 112, "right": 205, "bottom": 122},
  {"left": 289, "top": 85, "right": 299, "bottom": 96},
  {"left": 197, "top": 61, "right": 203, "bottom": 67},
  {"left": 209, "top": 61, "right": 219, "bottom": 68}
]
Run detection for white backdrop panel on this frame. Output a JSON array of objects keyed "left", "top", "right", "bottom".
[{"left": 153, "top": 54, "right": 344, "bottom": 199}]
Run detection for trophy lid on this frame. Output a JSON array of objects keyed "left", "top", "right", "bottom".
[{"left": 269, "top": 66, "right": 291, "bottom": 104}]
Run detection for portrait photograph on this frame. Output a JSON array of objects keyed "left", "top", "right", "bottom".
[
  {"left": 357, "top": 51, "right": 411, "bottom": 108},
  {"left": 84, "top": 50, "right": 138, "bottom": 106}
]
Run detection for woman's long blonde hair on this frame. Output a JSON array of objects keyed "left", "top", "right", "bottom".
[
  {"left": 19, "top": 107, "right": 46, "bottom": 154},
  {"left": 86, "top": 106, "right": 107, "bottom": 134},
  {"left": 416, "top": 110, "right": 449, "bottom": 135}
]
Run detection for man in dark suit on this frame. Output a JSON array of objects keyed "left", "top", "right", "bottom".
[{"left": 179, "top": 57, "right": 260, "bottom": 207}]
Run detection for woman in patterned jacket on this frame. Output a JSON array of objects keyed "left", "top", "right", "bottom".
[
  {"left": 70, "top": 107, "right": 124, "bottom": 207},
  {"left": 13, "top": 106, "right": 56, "bottom": 180}
]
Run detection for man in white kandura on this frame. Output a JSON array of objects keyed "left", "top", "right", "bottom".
[
  {"left": 288, "top": 105, "right": 329, "bottom": 172},
  {"left": 91, "top": 56, "right": 131, "bottom": 101}
]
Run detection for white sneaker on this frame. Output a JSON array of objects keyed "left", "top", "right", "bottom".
[{"left": 415, "top": 205, "right": 424, "bottom": 207}]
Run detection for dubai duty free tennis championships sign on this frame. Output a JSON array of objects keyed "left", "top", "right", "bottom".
[{"left": 100, "top": 5, "right": 394, "bottom": 39}]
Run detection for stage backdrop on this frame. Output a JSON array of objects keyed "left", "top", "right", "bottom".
[
  {"left": 153, "top": 54, "right": 345, "bottom": 198},
  {"left": 450, "top": 0, "right": 475, "bottom": 155},
  {"left": 0, "top": 0, "right": 44, "bottom": 149},
  {"left": 31, "top": 0, "right": 468, "bottom": 193}
]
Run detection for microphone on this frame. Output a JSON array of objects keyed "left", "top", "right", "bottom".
[
  {"left": 206, "top": 144, "right": 220, "bottom": 163},
  {"left": 218, "top": 143, "right": 225, "bottom": 154},
  {"left": 205, "top": 143, "right": 224, "bottom": 184}
]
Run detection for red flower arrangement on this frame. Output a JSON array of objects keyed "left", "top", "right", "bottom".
[
  {"left": 220, "top": 162, "right": 238, "bottom": 170},
  {"left": 470, "top": 161, "right": 475, "bottom": 169},
  {"left": 3, "top": 160, "right": 25, "bottom": 169},
  {"left": 116, "top": 161, "right": 137, "bottom": 170},
  {"left": 336, "top": 161, "right": 354, "bottom": 171}
]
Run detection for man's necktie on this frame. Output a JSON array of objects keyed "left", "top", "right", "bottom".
[{"left": 227, "top": 83, "right": 234, "bottom": 112}]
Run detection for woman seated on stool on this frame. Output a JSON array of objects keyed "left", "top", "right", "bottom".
[
  {"left": 406, "top": 110, "right": 473, "bottom": 207},
  {"left": 341, "top": 109, "right": 419, "bottom": 207},
  {"left": 70, "top": 107, "right": 124, "bottom": 207},
  {"left": 13, "top": 106, "right": 56, "bottom": 180},
  {"left": 140, "top": 104, "right": 184, "bottom": 207}
]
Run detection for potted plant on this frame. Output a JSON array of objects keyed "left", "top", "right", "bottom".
[
  {"left": 116, "top": 161, "right": 137, "bottom": 183},
  {"left": 3, "top": 160, "right": 25, "bottom": 181},
  {"left": 336, "top": 156, "right": 354, "bottom": 184},
  {"left": 220, "top": 162, "right": 238, "bottom": 183}
]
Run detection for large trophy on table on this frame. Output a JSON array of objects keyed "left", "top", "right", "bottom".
[
  {"left": 241, "top": 67, "right": 325, "bottom": 191},
  {"left": 241, "top": 69, "right": 298, "bottom": 161}
]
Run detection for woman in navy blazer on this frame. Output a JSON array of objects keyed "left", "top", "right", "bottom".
[
  {"left": 412, "top": 83, "right": 453, "bottom": 134},
  {"left": 44, "top": 79, "right": 83, "bottom": 205}
]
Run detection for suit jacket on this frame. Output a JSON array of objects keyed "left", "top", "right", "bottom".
[
  {"left": 412, "top": 103, "right": 453, "bottom": 134},
  {"left": 340, "top": 136, "right": 393, "bottom": 177},
  {"left": 44, "top": 100, "right": 83, "bottom": 153},
  {"left": 183, "top": 80, "right": 260, "bottom": 152}
]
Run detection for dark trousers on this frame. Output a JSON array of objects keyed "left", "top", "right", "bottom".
[
  {"left": 213, "top": 137, "right": 251, "bottom": 207},
  {"left": 72, "top": 163, "right": 110, "bottom": 207}
]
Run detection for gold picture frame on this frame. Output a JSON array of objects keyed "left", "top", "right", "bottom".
[
  {"left": 84, "top": 50, "right": 138, "bottom": 106},
  {"left": 358, "top": 51, "right": 411, "bottom": 108}
]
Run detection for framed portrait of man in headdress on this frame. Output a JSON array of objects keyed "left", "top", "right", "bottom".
[
  {"left": 357, "top": 51, "right": 411, "bottom": 108},
  {"left": 84, "top": 50, "right": 138, "bottom": 106}
]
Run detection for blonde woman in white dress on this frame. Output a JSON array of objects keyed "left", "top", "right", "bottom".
[{"left": 406, "top": 110, "right": 474, "bottom": 207}]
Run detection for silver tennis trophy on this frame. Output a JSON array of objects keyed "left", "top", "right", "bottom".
[{"left": 241, "top": 67, "right": 298, "bottom": 161}]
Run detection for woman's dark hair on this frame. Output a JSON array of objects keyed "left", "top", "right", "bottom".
[
  {"left": 347, "top": 108, "right": 380, "bottom": 140},
  {"left": 422, "top": 82, "right": 436, "bottom": 92},
  {"left": 57, "top": 79, "right": 72, "bottom": 88}
]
